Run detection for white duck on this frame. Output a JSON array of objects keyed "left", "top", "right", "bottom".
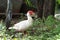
[
  {"left": 9, "top": 10, "right": 36, "bottom": 31},
  {"left": 54, "top": 14, "right": 60, "bottom": 20}
]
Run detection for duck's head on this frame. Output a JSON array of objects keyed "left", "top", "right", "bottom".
[{"left": 27, "top": 10, "right": 37, "bottom": 18}]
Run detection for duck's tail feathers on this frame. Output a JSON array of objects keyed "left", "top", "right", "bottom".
[{"left": 8, "top": 27, "right": 14, "bottom": 29}]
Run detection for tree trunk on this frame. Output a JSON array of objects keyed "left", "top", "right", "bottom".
[
  {"left": 5, "top": 0, "right": 12, "bottom": 30},
  {"left": 36, "top": 0, "right": 44, "bottom": 18},
  {"left": 43, "top": 0, "right": 56, "bottom": 18}
]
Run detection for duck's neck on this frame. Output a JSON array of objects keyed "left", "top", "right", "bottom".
[{"left": 27, "top": 16, "right": 33, "bottom": 22}]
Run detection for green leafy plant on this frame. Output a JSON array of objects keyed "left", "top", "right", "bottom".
[
  {"left": 57, "top": 0, "right": 60, "bottom": 4},
  {"left": 25, "top": 0, "right": 36, "bottom": 8},
  {"left": 0, "top": 16, "right": 60, "bottom": 40}
]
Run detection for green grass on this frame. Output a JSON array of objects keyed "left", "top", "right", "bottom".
[{"left": 0, "top": 16, "right": 60, "bottom": 40}]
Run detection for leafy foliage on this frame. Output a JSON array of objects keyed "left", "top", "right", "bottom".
[
  {"left": 0, "top": 16, "right": 60, "bottom": 40},
  {"left": 57, "top": 0, "right": 60, "bottom": 4},
  {"left": 25, "top": 0, "right": 36, "bottom": 8}
]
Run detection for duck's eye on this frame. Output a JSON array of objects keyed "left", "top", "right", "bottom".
[{"left": 32, "top": 17, "right": 35, "bottom": 19}]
